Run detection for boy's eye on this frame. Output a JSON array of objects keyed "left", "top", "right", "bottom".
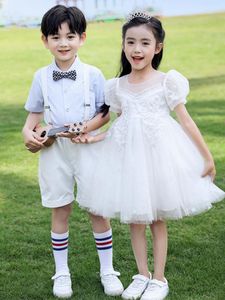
[
  {"left": 127, "top": 41, "right": 134, "bottom": 45},
  {"left": 143, "top": 42, "right": 150, "bottom": 45},
  {"left": 68, "top": 35, "right": 75, "bottom": 39},
  {"left": 52, "top": 36, "right": 59, "bottom": 40}
]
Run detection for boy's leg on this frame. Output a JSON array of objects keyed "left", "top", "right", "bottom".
[
  {"left": 89, "top": 213, "right": 124, "bottom": 296},
  {"left": 51, "top": 203, "right": 73, "bottom": 298}
]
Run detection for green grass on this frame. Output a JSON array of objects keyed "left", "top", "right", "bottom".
[{"left": 0, "top": 12, "right": 225, "bottom": 300}]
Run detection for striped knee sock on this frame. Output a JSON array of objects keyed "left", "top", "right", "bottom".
[
  {"left": 51, "top": 231, "right": 70, "bottom": 276},
  {"left": 93, "top": 228, "right": 114, "bottom": 275}
]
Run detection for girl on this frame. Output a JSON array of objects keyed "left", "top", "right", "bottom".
[{"left": 76, "top": 11, "right": 225, "bottom": 300}]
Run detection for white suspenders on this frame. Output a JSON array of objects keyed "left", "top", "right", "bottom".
[{"left": 40, "top": 64, "right": 91, "bottom": 125}]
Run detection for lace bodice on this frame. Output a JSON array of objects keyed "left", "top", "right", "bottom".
[{"left": 105, "top": 70, "right": 189, "bottom": 147}]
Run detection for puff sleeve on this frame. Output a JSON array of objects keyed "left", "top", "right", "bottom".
[
  {"left": 105, "top": 78, "right": 122, "bottom": 113},
  {"left": 164, "top": 70, "right": 189, "bottom": 111}
]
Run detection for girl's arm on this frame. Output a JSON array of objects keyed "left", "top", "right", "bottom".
[
  {"left": 83, "top": 112, "right": 110, "bottom": 133},
  {"left": 174, "top": 104, "right": 216, "bottom": 180},
  {"left": 72, "top": 131, "right": 108, "bottom": 144},
  {"left": 22, "top": 112, "right": 44, "bottom": 152}
]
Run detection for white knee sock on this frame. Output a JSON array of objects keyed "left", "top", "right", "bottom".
[
  {"left": 51, "top": 231, "right": 70, "bottom": 276},
  {"left": 93, "top": 228, "right": 114, "bottom": 276}
]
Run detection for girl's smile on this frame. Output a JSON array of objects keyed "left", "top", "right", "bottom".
[{"left": 124, "top": 24, "right": 162, "bottom": 74}]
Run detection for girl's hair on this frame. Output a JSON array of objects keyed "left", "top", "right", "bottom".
[
  {"left": 41, "top": 5, "right": 86, "bottom": 37},
  {"left": 118, "top": 15, "right": 165, "bottom": 77}
]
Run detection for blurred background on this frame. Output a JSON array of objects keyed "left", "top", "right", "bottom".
[{"left": 1, "top": 0, "right": 225, "bottom": 26}]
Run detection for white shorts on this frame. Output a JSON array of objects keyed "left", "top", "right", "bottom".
[{"left": 39, "top": 137, "right": 98, "bottom": 208}]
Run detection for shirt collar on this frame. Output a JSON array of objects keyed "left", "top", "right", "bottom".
[{"left": 52, "top": 55, "right": 82, "bottom": 72}]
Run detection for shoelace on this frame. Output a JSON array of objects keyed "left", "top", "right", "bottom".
[
  {"left": 130, "top": 278, "right": 147, "bottom": 289},
  {"left": 101, "top": 271, "right": 121, "bottom": 286},
  {"left": 54, "top": 275, "right": 71, "bottom": 286},
  {"left": 146, "top": 280, "right": 164, "bottom": 291}
]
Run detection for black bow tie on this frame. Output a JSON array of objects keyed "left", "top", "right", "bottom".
[{"left": 53, "top": 70, "right": 77, "bottom": 81}]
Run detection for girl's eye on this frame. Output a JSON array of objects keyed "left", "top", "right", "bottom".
[
  {"left": 68, "top": 35, "right": 75, "bottom": 39},
  {"left": 52, "top": 36, "right": 59, "bottom": 40},
  {"left": 127, "top": 41, "right": 134, "bottom": 45},
  {"left": 143, "top": 42, "right": 150, "bottom": 46}
]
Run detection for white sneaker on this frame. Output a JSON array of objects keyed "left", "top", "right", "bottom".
[
  {"left": 101, "top": 270, "right": 124, "bottom": 296},
  {"left": 122, "top": 273, "right": 151, "bottom": 300},
  {"left": 52, "top": 274, "right": 73, "bottom": 298},
  {"left": 140, "top": 278, "right": 169, "bottom": 300}
]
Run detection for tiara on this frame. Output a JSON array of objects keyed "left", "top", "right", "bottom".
[{"left": 126, "top": 11, "right": 152, "bottom": 23}]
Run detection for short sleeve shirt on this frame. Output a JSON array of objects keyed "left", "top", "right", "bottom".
[{"left": 25, "top": 57, "right": 105, "bottom": 126}]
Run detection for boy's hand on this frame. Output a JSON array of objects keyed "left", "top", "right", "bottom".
[
  {"left": 202, "top": 158, "right": 216, "bottom": 181},
  {"left": 23, "top": 128, "right": 44, "bottom": 153}
]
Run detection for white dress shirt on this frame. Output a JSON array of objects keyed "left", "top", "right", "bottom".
[{"left": 25, "top": 57, "right": 105, "bottom": 126}]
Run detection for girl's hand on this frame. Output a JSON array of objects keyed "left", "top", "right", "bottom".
[
  {"left": 71, "top": 133, "right": 95, "bottom": 144},
  {"left": 202, "top": 158, "right": 216, "bottom": 181},
  {"left": 57, "top": 122, "right": 87, "bottom": 138},
  {"left": 23, "top": 128, "right": 44, "bottom": 153}
]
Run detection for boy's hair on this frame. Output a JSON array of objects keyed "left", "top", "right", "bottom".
[
  {"left": 41, "top": 5, "right": 86, "bottom": 37},
  {"left": 118, "top": 16, "right": 165, "bottom": 77}
]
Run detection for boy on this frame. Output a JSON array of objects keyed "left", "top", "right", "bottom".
[{"left": 22, "top": 5, "right": 123, "bottom": 298}]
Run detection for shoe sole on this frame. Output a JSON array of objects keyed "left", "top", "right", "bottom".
[
  {"left": 141, "top": 290, "right": 169, "bottom": 300},
  {"left": 53, "top": 291, "right": 73, "bottom": 298},
  {"left": 104, "top": 287, "right": 124, "bottom": 296}
]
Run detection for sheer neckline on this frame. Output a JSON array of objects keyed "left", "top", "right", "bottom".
[{"left": 119, "top": 72, "right": 166, "bottom": 95}]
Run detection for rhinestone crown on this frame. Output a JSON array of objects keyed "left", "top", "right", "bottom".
[{"left": 126, "top": 11, "right": 152, "bottom": 23}]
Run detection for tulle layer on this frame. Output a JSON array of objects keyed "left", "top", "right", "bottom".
[{"left": 77, "top": 117, "right": 224, "bottom": 224}]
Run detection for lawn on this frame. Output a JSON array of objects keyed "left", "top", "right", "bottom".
[{"left": 0, "top": 12, "right": 225, "bottom": 300}]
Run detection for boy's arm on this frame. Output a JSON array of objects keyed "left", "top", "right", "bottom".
[{"left": 22, "top": 112, "right": 44, "bottom": 152}]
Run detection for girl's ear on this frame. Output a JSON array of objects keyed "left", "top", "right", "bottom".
[
  {"left": 155, "top": 43, "right": 163, "bottom": 54},
  {"left": 42, "top": 35, "right": 49, "bottom": 49}
]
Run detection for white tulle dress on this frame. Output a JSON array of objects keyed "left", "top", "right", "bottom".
[{"left": 76, "top": 70, "right": 224, "bottom": 224}]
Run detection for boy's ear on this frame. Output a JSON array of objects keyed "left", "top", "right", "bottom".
[
  {"left": 155, "top": 42, "right": 163, "bottom": 54},
  {"left": 79, "top": 32, "right": 86, "bottom": 46},
  {"left": 41, "top": 35, "right": 49, "bottom": 48}
]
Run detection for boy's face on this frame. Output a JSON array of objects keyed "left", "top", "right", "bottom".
[{"left": 42, "top": 22, "right": 86, "bottom": 70}]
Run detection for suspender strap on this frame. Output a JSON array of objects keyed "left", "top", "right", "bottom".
[
  {"left": 40, "top": 64, "right": 91, "bottom": 125},
  {"left": 83, "top": 63, "right": 90, "bottom": 121},
  {"left": 40, "top": 67, "right": 52, "bottom": 125}
]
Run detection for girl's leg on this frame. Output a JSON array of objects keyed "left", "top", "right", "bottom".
[
  {"left": 121, "top": 224, "right": 150, "bottom": 299},
  {"left": 130, "top": 224, "right": 149, "bottom": 278},
  {"left": 150, "top": 220, "right": 168, "bottom": 281}
]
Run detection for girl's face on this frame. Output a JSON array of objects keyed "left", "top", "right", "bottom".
[{"left": 123, "top": 24, "right": 162, "bottom": 72}]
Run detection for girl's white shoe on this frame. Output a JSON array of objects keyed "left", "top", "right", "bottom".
[
  {"left": 122, "top": 273, "right": 151, "bottom": 300},
  {"left": 140, "top": 278, "right": 169, "bottom": 300}
]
